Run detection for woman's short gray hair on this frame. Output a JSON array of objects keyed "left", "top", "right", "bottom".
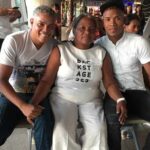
[{"left": 33, "top": 5, "right": 55, "bottom": 17}]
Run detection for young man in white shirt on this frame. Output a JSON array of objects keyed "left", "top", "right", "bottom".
[{"left": 96, "top": 1, "right": 150, "bottom": 150}]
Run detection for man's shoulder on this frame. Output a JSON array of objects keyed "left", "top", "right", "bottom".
[
  {"left": 8, "top": 30, "right": 28, "bottom": 37},
  {"left": 95, "top": 35, "right": 107, "bottom": 44},
  {"left": 6, "top": 30, "right": 29, "bottom": 43},
  {"left": 95, "top": 36, "right": 108, "bottom": 50},
  {"left": 5, "top": 30, "right": 29, "bottom": 43},
  {"left": 124, "top": 32, "right": 145, "bottom": 42},
  {"left": 124, "top": 32, "right": 149, "bottom": 48}
]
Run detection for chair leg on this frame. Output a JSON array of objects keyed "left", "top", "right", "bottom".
[
  {"left": 128, "top": 126, "right": 141, "bottom": 150},
  {"left": 27, "top": 128, "right": 33, "bottom": 150}
]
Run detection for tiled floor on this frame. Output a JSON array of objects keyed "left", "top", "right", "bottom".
[
  {"left": 0, "top": 128, "right": 35, "bottom": 150},
  {"left": 122, "top": 123, "right": 150, "bottom": 150},
  {"left": 0, "top": 123, "right": 150, "bottom": 150}
]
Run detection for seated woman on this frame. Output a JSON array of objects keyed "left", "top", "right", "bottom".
[{"left": 31, "top": 14, "right": 127, "bottom": 150}]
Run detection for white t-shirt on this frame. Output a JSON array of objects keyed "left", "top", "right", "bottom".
[
  {"left": 51, "top": 41, "right": 106, "bottom": 104},
  {"left": 0, "top": 0, "right": 12, "bottom": 39},
  {"left": 0, "top": 30, "right": 58, "bottom": 93},
  {"left": 95, "top": 32, "right": 150, "bottom": 91}
]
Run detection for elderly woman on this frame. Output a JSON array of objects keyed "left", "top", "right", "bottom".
[{"left": 31, "top": 14, "right": 127, "bottom": 150}]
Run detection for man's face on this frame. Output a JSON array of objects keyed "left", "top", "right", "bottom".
[
  {"left": 102, "top": 8, "right": 124, "bottom": 40},
  {"left": 30, "top": 12, "right": 55, "bottom": 48}
]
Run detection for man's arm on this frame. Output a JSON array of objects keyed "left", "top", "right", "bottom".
[
  {"left": 32, "top": 47, "right": 60, "bottom": 105},
  {"left": 102, "top": 54, "right": 127, "bottom": 124},
  {"left": 143, "top": 62, "right": 150, "bottom": 89},
  {"left": 0, "top": 64, "right": 42, "bottom": 124},
  {"left": 0, "top": 64, "right": 25, "bottom": 108}
]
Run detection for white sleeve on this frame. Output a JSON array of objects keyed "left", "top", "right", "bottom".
[
  {"left": 136, "top": 37, "right": 150, "bottom": 64},
  {"left": 0, "top": 35, "right": 17, "bottom": 67},
  {"left": 95, "top": 38, "right": 101, "bottom": 45}
]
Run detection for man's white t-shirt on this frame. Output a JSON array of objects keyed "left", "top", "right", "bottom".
[
  {"left": 0, "top": 30, "right": 57, "bottom": 93},
  {"left": 95, "top": 32, "right": 150, "bottom": 91},
  {"left": 51, "top": 41, "right": 106, "bottom": 104}
]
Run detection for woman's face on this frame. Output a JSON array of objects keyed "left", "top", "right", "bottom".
[
  {"left": 125, "top": 19, "right": 140, "bottom": 34},
  {"left": 74, "top": 17, "right": 96, "bottom": 49}
]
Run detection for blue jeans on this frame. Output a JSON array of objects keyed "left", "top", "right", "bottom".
[
  {"left": 104, "top": 90, "right": 150, "bottom": 150},
  {"left": 0, "top": 93, "right": 54, "bottom": 150}
]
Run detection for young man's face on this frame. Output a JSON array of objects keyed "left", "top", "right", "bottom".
[
  {"left": 30, "top": 12, "right": 55, "bottom": 48},
  {"left": 102, "top": 8, "right": 124, "bottom": 40}
]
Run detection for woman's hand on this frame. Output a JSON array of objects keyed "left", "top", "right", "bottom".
[{"left": 116, "top": 101, "right": 127, "bottom": 125}]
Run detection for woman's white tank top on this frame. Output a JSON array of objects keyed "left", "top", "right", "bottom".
[{"left": 51, "top": 41, "right": 106, "bottom": 104}]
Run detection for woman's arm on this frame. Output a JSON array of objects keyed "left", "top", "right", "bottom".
[
  {"left": 102, "top": 54, "right": 127, "bottom": 124},
  {"left": 31, "top": 46, "right": 60, "bottom": 105}
]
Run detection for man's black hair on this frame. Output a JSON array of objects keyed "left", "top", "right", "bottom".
[{"left": 100, "top": 0, "right": 125, "bottom": 15}]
